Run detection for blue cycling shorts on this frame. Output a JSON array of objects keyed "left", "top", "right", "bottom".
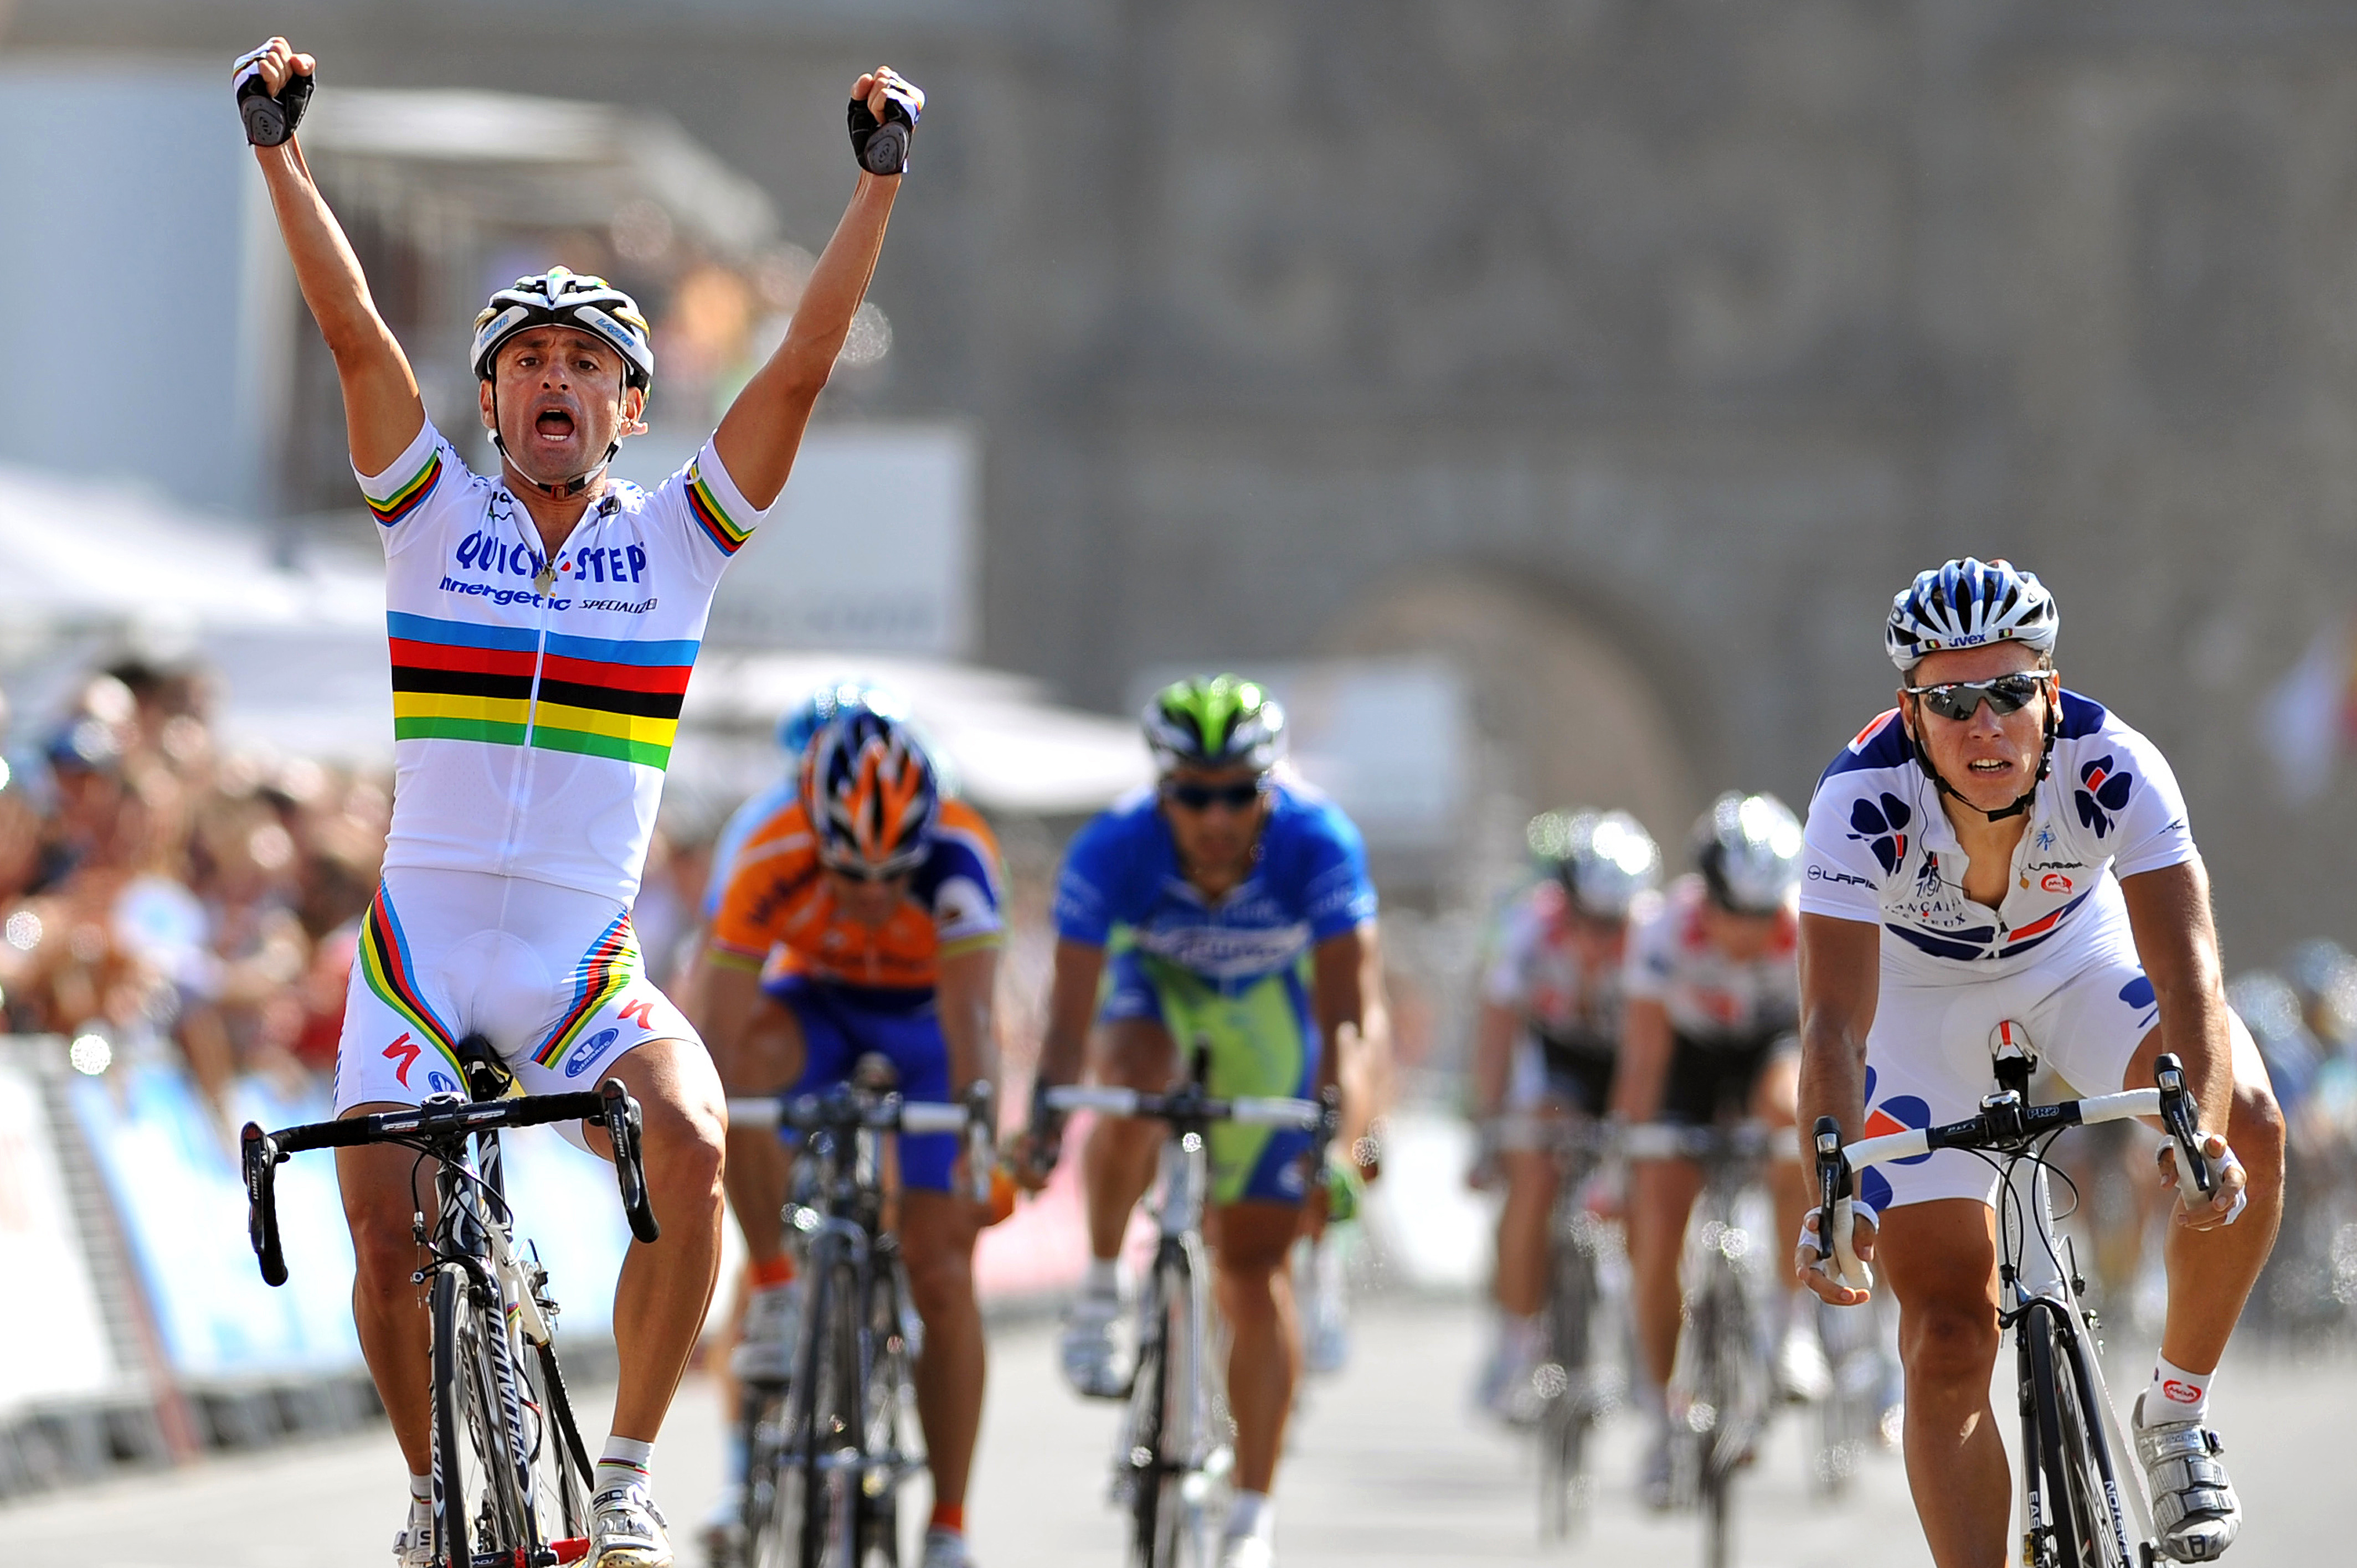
[{"left": 766, "top": 974, "right": 956, "bottom": 1193}]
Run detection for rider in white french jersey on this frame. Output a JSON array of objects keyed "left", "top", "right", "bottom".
[{"left": 1799, "top": 693, "right": 2193, "bottom": 1211}]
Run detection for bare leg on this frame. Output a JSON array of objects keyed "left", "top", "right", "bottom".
[
  {"left": 1493, "top": 1148, "right": 1560, "bottom": 1318},
  {"left": 1213, "top": 1201, "right": 1306, "bottom": 1494},
  {"left": 1628, "top": 1158, "right": 1704, "bottom": 1389},
  {"left": 1881, "top": 1199, "right": 2008, "bottom": 1568},
  {"left": 591, "top": 1038, "right": 729, "bottom": 1443},
  {"left": 899, "top": 1190, "right": 985, "bottom": 1511},
  {"left": 2128, "top": 1018, "right": 2286, "bottom": 1375},
  {"left": 715, "top": 1000, "right": 807, "bottom": 1266},
  {"left": 337, "top": 1113, "right": 439, "bottom": 1476},
  {"left": 1082, "top": 1018, "right": 1177, "bottom": 1260}
]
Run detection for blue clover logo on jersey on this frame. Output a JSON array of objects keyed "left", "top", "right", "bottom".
[
  {"left": 1846, "top": 792, "right": 1914, "bottom": 875},
  {"left": 564, "top": 1027, "right": 622, "bottom": 1079},
  {"left": 2119, "top": 973, "right": 2158, "bottom": 1031},
  {"left": 2075, "top": 755, "right": 2134, "bottom": 838}
]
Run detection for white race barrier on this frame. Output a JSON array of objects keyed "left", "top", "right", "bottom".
[{"left": 0, "top": 1056, "right": 119, "bottom": 1416}]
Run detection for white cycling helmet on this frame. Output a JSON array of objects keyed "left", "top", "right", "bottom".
[
  {"left": 471, "top": 266, "right": 655, "bottom": 393},
  {"left": 1527, "top": 807, "right": 1661, "bottom": 920},
  {"left": 1692, "top": 792, "right": 1803, "bottom": 915},
  {"left": 1885, "top": 557, "right": 2058, "bottom": 673}
]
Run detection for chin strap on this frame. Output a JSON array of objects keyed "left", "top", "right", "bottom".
[{"left": 1911, "top": 694, "right": 2059, "bottom": 823}]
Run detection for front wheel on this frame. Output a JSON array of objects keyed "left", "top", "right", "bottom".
[
  {"left": 1536, "top": 1216, "right": 1601, "bottom": 1540},
  {"left": 430, "top": 1268, "right": 526, "bottom": 1568},
  {"left": 1125, "top": 1242, "right": 1218, "bottom": 1568}
]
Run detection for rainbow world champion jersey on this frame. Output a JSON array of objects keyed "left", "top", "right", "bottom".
[
  {"left": 1799, "top": 691, "right": 2196, "bottom": 981},
  {"left": 356, "top": 419, "right": 766, "bottom": 902}
]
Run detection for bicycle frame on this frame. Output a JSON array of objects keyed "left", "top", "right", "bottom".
[
  {"left": 1819, "top": 1043, "right": 2218, "bottom": 1568},
  {"left": 240, "top": 1049, "right": 657, "bottom": 1568}
]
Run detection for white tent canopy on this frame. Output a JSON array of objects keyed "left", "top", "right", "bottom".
[{"left": 0, "top": 464, "right": 1149, "bottom": 817}]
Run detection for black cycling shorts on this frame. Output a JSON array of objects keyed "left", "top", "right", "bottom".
[
  {"left": 1534, "top": 1031, "right": 1617, "bottom": 1117},
  {"left": 1659, "top": 1031, "right": 1788, "bottom": 1126}
]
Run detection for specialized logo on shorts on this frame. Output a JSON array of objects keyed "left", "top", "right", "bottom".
[
  {"left": 564, "top": 1027, "right": 622, "bottom": 1078},
  {"left": 384, "top": 1031, "right": 422, "bottom": 1087},
  {"left": 619, "top": 998, "right": 656, "bottom": 1030},
  {"left": 1846, "top": 792, "right": 1913, "bottom": 875},
  {"left": 2075, "top": 755, "right": 2134, "bottom": 838},
  {"left": 2120, "top": 973, "right": 2159, "bottom": 1031}
]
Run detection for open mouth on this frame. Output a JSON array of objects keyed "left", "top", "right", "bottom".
[
  {"left": 533, "top": 408, "right": 576, "bottom": 440},
  {"left": 1968, "top": 758, "right": 2012, "bottom": 777}
]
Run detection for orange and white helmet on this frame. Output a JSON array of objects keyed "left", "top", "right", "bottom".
[{"left": 802, "top": 710, "right": 941, "bottom": 878}]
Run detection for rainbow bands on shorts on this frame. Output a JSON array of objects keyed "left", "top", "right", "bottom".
[
  {"left": 532, "top": 913, "right": 639, "bottom": 1067},
  {"left": 388, "top": 611, "right": 698, "bottom": 770},
  {"left": 358, "top": 885, "right": 464, "bottom": 1077},
  {"left": 685, "top": 461, "right": 752, "bottom": 556},
  {"left": 366, "top": 448, "right": 443, "bottom": 528}
]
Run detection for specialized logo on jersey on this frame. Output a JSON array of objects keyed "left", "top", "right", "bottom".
[
  {"left": 1846, "top": 792, "right": 1914, "bottom": 875},
  {"left": 2074, "top": 755, "right": 2134, "bottom": 838}
]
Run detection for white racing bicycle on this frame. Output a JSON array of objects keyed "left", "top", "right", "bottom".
[{"left": 1813, "top": 1027, "right": 2216, "bottom": 1568}]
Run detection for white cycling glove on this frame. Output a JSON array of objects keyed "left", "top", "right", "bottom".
[
  {"left": 1797, "top": 1196, "right": 1878, "bottom": 1293},
  {"left": 2159, "top": 1133, "right": 2248, "bottom": 1226}
]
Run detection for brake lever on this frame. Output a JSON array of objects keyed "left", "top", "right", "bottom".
[
  {"left": 2152, "top": 1053, "right": 2216, "bottom": 1201},
  {"left": 1811, "top": 1115, "right": 1846, "bottom": 1262},
  {"left": 597, "top": 1080, "right": 662, "bottom": 1243},
  {"left": 240, "top": 1122, "right": 289, "bottom": 1286}
]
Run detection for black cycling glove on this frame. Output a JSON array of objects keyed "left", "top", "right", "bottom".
[
  {"left": 848, "top": 80, "right": 921, "bottom": 176},
  {"left": 232, "top": 47, "right": 314, "bottom": 147}
]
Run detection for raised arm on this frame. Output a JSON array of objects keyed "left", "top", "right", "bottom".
[
  {"left": 242, "top": 39, "right": 424, "bottom": 476},
  {"left": 713, "top": 68, "right": 922, "bottom": 509}
]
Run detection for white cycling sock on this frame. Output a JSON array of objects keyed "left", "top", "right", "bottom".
[
  {"left": 2142, "top": 1355, "right": 2214, "bottom": 1426},
  {"left": 595, "top": 1436, "right": 655, "bottom": 1497},
  {"left": 1084, "top": 1256, "right": 1120, "bottom": 1299},
  {"left": 409, "top": 1471, "right": 433, "bottom": 1503},
  {"left": 1224, "top": 1491, "right": 1274, "bottom": 1543},
  {"left": 1496, "top": 1311, "right": 1543, "bottom": 1361}
]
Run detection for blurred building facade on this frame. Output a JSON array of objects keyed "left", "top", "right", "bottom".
[{"left": 8, "top": 0, "right": 2357, "bottom": 955}]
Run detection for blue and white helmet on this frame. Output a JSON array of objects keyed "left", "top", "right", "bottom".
[
  {"left": 471, "top": 266, "right": 655, "bottom": 392},
  {"left": 1885, "top": 558, "right": 2059, "bottom": 672}
]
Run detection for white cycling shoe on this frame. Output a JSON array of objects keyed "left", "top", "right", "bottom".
[
  {"left": 697, "top": 1484, "right": 744, "bottom": 1568},
  {"left": 1775, "top": 1323, "right": 1834, "bottom": 1404},
  {"left": 1059, "top": 1289, "right": 1131, "bottom": 1399},
  {"left": 591, "top": 1482, "right": 675, "bottom": 1568},
  {"left": 919, "top": 1528, "right": 977, "bottom": 1567},
  {"left": 392, "top": 1495, "right": 435, "bottom": 1568},
  {"left": 1216, "top": 1536, "right": 1274, "bottom": 1568},
  {"left": 731, "top": 1281, "right": 801, "bottom": 1384},
  {"left": 2133, "top": 1395, "right": 2241, "bottom": 1562}
]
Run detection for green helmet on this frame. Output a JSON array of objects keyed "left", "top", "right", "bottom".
[{"left": 1141, "top": 674, "right": 1288, "bottom": 774}]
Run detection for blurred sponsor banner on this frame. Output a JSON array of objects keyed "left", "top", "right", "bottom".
[
  {"left": 0, "top": 1059, "right": 118, "bottom": 1413},
  {"left": 68, "top": 1066, "right": 636, "bottom": 1381},
  {"left": 2261, "top": 616, "right": 2357, "bottom": 804},
  {"left": 701, "top": 425, "right": 976, "bottom": 657},
  {"left": 69, "top": 1066, "right": 362, "bottom": 1381}
]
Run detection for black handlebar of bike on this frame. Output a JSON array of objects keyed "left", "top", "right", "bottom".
[
  {"left": 1811, "top": 1050, "right": 2214, "bottom": 1263},
  {"left": 239, "top": 1080, "right": 658, "bottom": 1287}
]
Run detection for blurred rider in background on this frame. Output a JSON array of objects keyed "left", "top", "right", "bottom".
[
  {"left": 1614, "top": 792, "right": 1815, "bottom": 1505},
  {"left": 1466, "top": 807, "right": 1661, "bottom": 1421},
  {"left": 1021, "top": 675, "right": 1387, "bottom": 1568},
  {"left": 695, "top": 710, "right": 1003, "bottom": 1568}
]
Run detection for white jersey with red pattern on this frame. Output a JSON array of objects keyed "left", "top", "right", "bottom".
[
  {"left": 1798, "top": 691, "right": 2195, "bottom": 982},
  {"left": 1482, "top": 878, "right": 1654, "bottom": 1051},
  {"left": 1623, "top": 874, "right": 1799, "bottom": 1044}
]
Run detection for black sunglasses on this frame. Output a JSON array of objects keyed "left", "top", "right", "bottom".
[
  {"left": 1161, "top": 777, "right": 1269, "bottom": 812},
  {"left": 1902, "top": 672, "right": 2051, "bottom": 722},
  {"left": 825, "top": 860, "right": 912, "bottom": 884}
]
